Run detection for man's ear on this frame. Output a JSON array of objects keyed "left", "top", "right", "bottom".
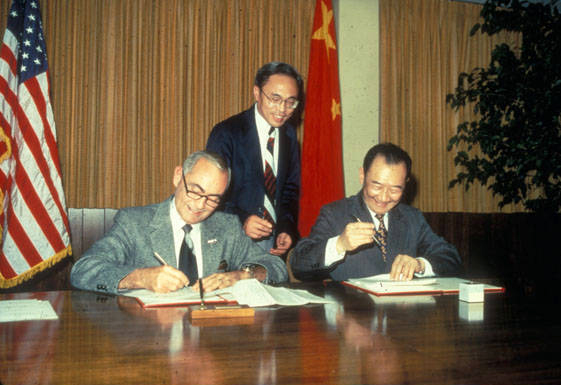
[
  {"left": 172, "top": 166, "right": 183, "bottom": 188},
  {"left": 253, "top": 85, "right": 261, "bottom": 102},
  {"left": 359, "top": 167, "right": 364, "bottom": 186}
]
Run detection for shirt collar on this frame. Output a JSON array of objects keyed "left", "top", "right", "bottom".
[
  {"left": 254, "top": 103, "right": 277, "bottom": 137},
  {"left": 170, "top": 197, "right": 201, "bottom": 232}
]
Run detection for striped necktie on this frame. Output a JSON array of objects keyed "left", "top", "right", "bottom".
[
  {"left": 263, "top": 127, "right": 276, "bottom": 224},
  {"left": 374, "top": 214, "right": 388, "bottom": 261}
]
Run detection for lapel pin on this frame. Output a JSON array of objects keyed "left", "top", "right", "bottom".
[{"left": 207, "top": 238, "right": 218, "bottom": 244}]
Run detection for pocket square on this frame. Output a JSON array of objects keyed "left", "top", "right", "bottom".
[{"left": 207, "top": 238, "right": 218, "bottom": 244}]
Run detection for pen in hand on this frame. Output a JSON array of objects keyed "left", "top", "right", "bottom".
[
  {"left": 153, "top": 252, "right": 167, "bottom": 266},
  {"left": 352, "top": 215, "right": 382, "bottom": 247},
  {"left": 199, "top": 278, "right": 206, "bottom": 309},
  {"left": 153, "top": 252, "right": 189, "bottom": 288}
]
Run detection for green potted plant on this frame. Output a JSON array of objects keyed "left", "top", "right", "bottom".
[{"left": 446, "top": 0, "right": 561, "bottom": 213}]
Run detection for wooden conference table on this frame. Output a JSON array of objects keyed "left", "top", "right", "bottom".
[{"left": 1, "top": 282, "right": 561, "bottom": 385}]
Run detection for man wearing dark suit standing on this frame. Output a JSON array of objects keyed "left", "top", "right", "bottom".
[
  {"left": 291, "top": 143, "right": 462, "bottom": 281},
  {"left": 206, "top": 62, "right": 302, "bottom": 257},
  {"left": 70, "top": 151, "right": 287, "bottom": 294}
]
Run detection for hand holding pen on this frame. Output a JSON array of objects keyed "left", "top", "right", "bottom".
[
  {"left": 335, "top": 215, "right": 377, "bottom": 253},
  {"left": 353, "top": 216, "right": 383, "bottom": 248}
]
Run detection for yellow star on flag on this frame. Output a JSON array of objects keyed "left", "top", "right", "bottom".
[
  {"left": 312, "top": 0, "right": 336, "bottom": 62},
  {"left": 331, "top": 98, "right": 341, "bottom": 120}
]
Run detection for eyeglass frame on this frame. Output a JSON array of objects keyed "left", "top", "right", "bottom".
[
  {"left": 260, "top": 88, "right": 299, "bottom": 110},
  {"left": 181, "top": 170, "right": 222, "bottom": 208}
]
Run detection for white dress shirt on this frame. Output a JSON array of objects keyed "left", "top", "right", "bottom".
[{"left": 254, "top": 104, "right": 279, "bottom": 175}]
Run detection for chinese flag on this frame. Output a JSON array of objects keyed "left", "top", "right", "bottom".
[{"left": 298, "top": 0, "right": 344, "bottom": 237}]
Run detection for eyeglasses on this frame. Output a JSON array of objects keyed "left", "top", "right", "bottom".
[
  {"left": 260, "top": 89, "right": 299, "bottom": 110},
  {"left": 181, "top": 172, "right": 221, "bottom": 208}
]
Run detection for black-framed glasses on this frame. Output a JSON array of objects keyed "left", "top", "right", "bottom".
[
  {"left": 181, "top": 172, "right": 221, "bottom": 208},
  {"left": 260, "top": 89, "right": 299, "bottom": 110}
]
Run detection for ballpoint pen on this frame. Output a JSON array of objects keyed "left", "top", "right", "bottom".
[
  {"left": 198, "top": 278, "right": 206, "bottom": 309},
  {"left": 153, "top": 252, "right": 167, "bottom": 266},
  {"left": 352, "top": 215, "right": 383, "bottom": 247},
  {"left": 153, "top": 252, "right": 190, "bottom": 288}
]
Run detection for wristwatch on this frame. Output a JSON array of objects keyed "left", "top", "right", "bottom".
[{"left": 242, "top": 264, "right": 258, "bottom": 278}]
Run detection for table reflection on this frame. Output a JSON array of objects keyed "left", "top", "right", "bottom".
[
  {"left": 0, "top": 292, "right": 65, "bottom": 385},
  {"left": 2, "top": 283, "right": 559, "bottom": 385}
]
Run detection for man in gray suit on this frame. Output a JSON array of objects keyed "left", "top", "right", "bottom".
[
  {"left": 291, "top": 143, "right": 462, "bottom": 282},
  {"left": 71, "top": 151, "right": 288, "bottom": 294}
]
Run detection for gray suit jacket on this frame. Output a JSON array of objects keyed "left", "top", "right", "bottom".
[
  {"left": 70, "top": 197, "right": 288, "bottom": 293},
  {"left": 291, "top": 193, "right": 462, "bottom": 281}
]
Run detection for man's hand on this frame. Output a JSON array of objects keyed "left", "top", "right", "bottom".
[
  {"left": 243, "top": 215, "right": 273, "bottom": 239},
  {"left": 336, "top": 222, "right": 376, "bottom": 253},
  {"left": 389, "top": 254, "right": 425, "bottom": 281},
  {"left": 118, "top": 265, "right": 189, "bottom": 293},
  {"left": 192, "top": 266, "right": 267, "bottom": 292},
  {"left": 270, "top": 232, "right": 292, "bottom": 256}
]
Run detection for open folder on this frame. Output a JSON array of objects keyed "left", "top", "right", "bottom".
[
  {"left": 121, "top": 278, "right": 334, "bottom": 308},
  {"left": 342, "top": 274, "right": 504, "bottom": 296}
]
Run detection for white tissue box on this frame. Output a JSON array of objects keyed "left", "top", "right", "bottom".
[{"left": 459, "top": 282, "right": 484, "bottom": 303}]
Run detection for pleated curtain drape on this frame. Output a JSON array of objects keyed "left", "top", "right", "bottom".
[
  {"left": 0, "top": 0, "right": 314, "bottom": 208},
  {"left": 380, "top": 0, "right": 525, "bottom": 212}
]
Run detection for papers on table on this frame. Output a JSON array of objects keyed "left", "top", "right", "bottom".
[
  {"left": 344, "top": 274, "right": 504, "bottom": 296},
  {"left": 232, "top": 278, "right": 334, "bottom": 307},
  {"left": 0, "top": 299, "right": 59, "bottom": 322},
  {"left": 123, "top": 279, "right": 334, "bottom": 308},
  {"left": 121, "top": 287, "right": 233, "bottom": 308}
]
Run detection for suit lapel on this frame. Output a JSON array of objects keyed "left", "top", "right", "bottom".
[
  {"left": 148, "top": 198, "right": 176, "bottom": 267},
  {"left": 243, "top": 107, "right": 266, "bottom": 183},
  {"left": 387, "top": 205, "right": 406, "bottom": 260},
  {"left": 276, "top": 125, "right": 289, "bottom": 201},
  {"left": 200, "top": 217, "right": 223, "bottom": 276}
]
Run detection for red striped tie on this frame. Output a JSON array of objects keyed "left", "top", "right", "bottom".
[{"left": 263, "top": 127, "right": 276, "bottom": 224}]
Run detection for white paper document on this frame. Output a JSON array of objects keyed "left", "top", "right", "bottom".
[
  {"left": 232, "top": 279, "right": 334, "bottom": 307},
  {"left": 345, "top": 274, "right": 504, "bottom": 296},
  {"left": 121, "top": 287, "right": 234, "bottom": 307},
  {"left": 123, "top": 279, "right": 333, "bottom": 308},
  {"left": 0, "top": 299, "right": 59, "bottom": 322}
]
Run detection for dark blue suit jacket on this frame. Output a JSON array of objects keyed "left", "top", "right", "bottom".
[
  {"left": 291, "top": 193, "right": 462, "bottom": 281},
  {"left": 206, "top": 106, "right": 300, "bottom": 242}
]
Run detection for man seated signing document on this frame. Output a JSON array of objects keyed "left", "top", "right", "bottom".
[
  {"left": 291, "top": 143, "right": 462, "bottom": 282},
  {"left": 71, "top": 151, "right": 288, "bottom": 294}
]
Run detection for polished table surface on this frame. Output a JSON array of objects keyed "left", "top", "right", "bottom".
[{"left": 1, "top": 282, "right": 561, "bottom": 385}]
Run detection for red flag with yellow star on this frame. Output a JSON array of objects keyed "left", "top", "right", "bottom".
[{"left": 298, "top": 0, "right": 344, "bottom": 237}]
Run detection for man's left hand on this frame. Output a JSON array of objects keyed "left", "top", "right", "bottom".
[
  {"left": 389, "top": 254, "right": 425, "bottom": 281},
  {"left": 192, "top": 271, "right": 245, "bottom": 292},
  {"left": 192, "top": 265, "right": 267, "bottom": 292},
  {"left": 270, "top": 232, "right": 292, "bottom": 256}
]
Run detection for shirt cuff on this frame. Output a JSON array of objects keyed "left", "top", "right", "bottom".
[
  {"left": 324, "top": 236, "right": 346, "bottom": 266},
  {"left": 414, "top": 257, "right": 435, "bottom": 277}
]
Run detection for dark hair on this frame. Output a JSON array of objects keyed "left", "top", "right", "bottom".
[
  {"left": 254, "top": 62, "right": 303, "bottom": 94},
  {"left": 183, "top": 151, "right": 231, "bottom": 188},
  {"left": 362, "top": 143, "right": 412, "bottom": 179}
]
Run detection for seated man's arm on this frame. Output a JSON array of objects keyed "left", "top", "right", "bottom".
[
  {"left": 117, "top": 265, "right": 188, "bottom": 293},
  {"left": 415, "top": 212, "right": 463, "bottom": 276},
  {"left": 195, "top": 213, "right": 288, "bottom": 292},
  {"left": 70, "top": 209, "right": 188, "bottom": 294},
  {"left": 228, "top": 216, "right": 288, "bottom": 284},
  {"left": 290, "top": 205, "right": 345, "bottom": 280}
]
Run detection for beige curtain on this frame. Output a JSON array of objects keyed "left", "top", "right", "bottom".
[
  {"left": 380, "top": 0, "right": 525, "bottom": 212},
  {"left": 0, "top": 0, "right": 314, "bottom": 208}
]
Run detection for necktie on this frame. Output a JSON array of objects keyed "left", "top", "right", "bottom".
[
  {"left": 178, "top": 224, "right": 198, "bottom": 285},
  {"left": 263, "top": 127, "right": 277, "bottom": 224},
  {"left": 374, "top": 214, "right": 388, "bottom": 261}
]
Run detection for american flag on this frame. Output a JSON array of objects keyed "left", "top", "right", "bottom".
[{"left": 0, "top": 0, "right": 71, "bottom": 288}]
